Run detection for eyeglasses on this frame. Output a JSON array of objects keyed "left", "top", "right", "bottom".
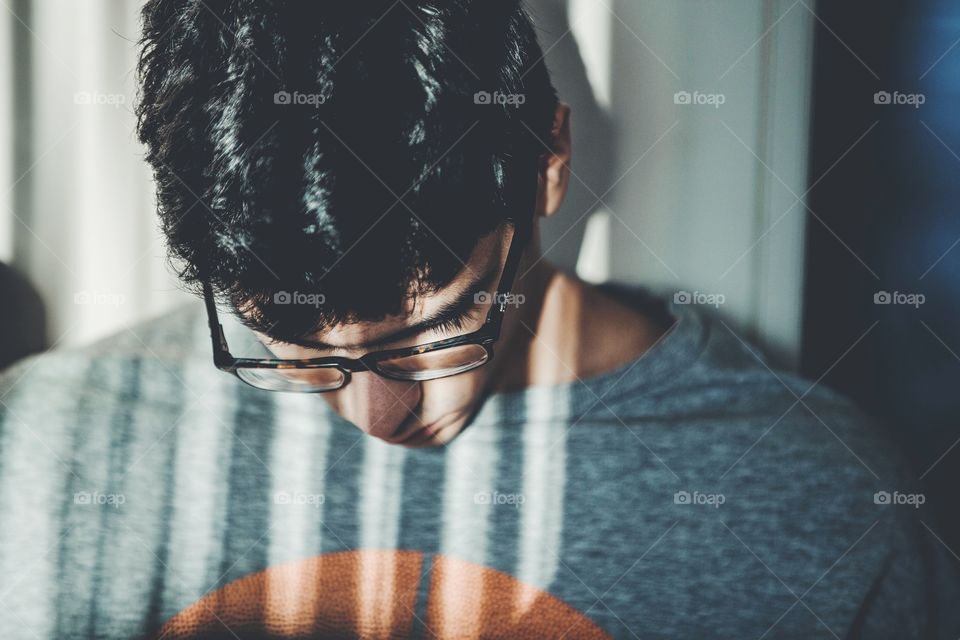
[{"left": 202, "top": 213, "right": 531, "bottom": 393}]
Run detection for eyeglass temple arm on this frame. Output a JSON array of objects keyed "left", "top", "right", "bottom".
[
  {"left": 483, "top": 231, "right": 529, "bottom": 335},
  {"left": 202, "top": 282, "right": 233, "bottom": 364},
  {"left": 482, "top": 164, "right": 538, "bottom": 327}
]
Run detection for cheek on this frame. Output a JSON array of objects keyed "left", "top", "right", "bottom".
[
  {"left": 403, "top": 371, "right": 491, "bottom": 446},
  {"left": 418, "top": 369, "right": 488, "bottom": 416}
]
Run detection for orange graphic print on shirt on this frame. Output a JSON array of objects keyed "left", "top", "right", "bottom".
[{"left": 156, "top": 549, "right": 611, "bottom": 639}]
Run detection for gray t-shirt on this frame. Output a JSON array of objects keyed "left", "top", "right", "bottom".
[{"left": 0, "top": 296, "right": 956, "bottom": 639}]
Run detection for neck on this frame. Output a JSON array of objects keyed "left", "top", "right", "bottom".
[{"left": 487, "top": 258, "right": 666, "bottom": 393}]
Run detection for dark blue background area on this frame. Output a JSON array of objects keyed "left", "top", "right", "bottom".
[{"left": 804, "top": 0, "right": 960, "bottom": 557}]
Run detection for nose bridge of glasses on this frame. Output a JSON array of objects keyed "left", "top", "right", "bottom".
[{"left": 322, "top": 354, "right": 374, "bottom": 374}]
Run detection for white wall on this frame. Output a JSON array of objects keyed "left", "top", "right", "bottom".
[
  {"left": 5, "top": 0, "right": 187, "bottom": 348},
  {"left": 535, "top": 0, "right": 814, "bottom": 367},
  {"left": 0, "top": 7, "right": 13, "bottom": 261}
]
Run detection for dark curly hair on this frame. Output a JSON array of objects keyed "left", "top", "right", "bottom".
[{"left": 136, "top": 0, "right": 558, "bottom": 342}]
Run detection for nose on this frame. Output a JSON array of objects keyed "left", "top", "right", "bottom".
[{"left": 336, "top": 372, "right": 422, "bottom": 440}]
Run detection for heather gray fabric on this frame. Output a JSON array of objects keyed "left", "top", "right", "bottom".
[{"left": 0, "top": 297, "right": 957, "bottom": 639}]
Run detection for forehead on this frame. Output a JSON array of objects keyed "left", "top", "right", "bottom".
[{"left": 300, "top": 224, "right": 512, "bottom": 348}]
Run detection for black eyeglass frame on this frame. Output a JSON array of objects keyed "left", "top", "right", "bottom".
[{"left": 203, "top": 199, "right": 533, "bottom": 392}]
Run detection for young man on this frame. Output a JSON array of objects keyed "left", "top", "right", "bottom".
[{"left": 0, "top": 1, "right": 956, "bottom": 638}]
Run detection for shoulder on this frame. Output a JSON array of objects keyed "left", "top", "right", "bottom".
[
  {"left": 650, "top": 306, "right": 960, "bottom": 634},
  {"left": 643, "top": 310, "right": 901, "bottom": 508},
  {"left": 0, "top": 303, "right": 215, "bottom": 442}
]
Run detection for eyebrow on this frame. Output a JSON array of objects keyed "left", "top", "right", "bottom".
[{"left": 277, "top": 263, "right": 502, "bottom": 353}]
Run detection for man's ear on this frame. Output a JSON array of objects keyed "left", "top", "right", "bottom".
[{"left": 536, "top": 102, "right": 572, "bottom": 219}]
